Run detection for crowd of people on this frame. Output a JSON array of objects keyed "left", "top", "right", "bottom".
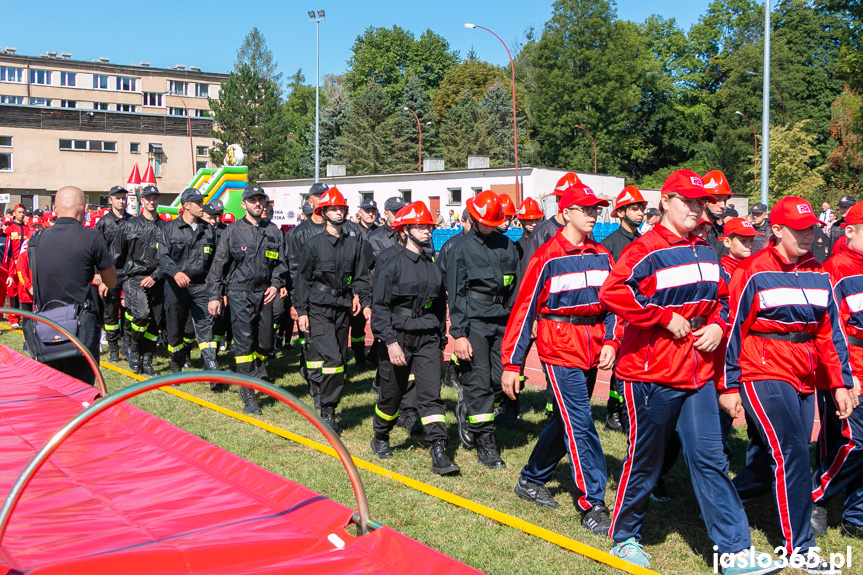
[{"left": 0, "top": 169, "right": 861, "bottom": 575}]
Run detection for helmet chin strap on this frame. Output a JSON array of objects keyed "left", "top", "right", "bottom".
[
  {"left": 408, "top": 230, "right": 431, "bottom": 248},
  {"left": 323, "top": 213, "right": 344, "bottom": 226},
  {"left": 622, "top": 213, "right": 641, "bottom": 229}
]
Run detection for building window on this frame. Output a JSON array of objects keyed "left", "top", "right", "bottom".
[
  {"left": 116, "top": 76, "right": 136, "bottom": 91},
  {"left": 360, "top": 191, "right": 374, "bottom": 202},
  {"left": 448, "top": 188, "right": 462, "bottom": 204},
  {"left": 30, "top": 97, "right": 51, "bottom": 106},
  {"left": 0, "top": 67, "right": 24, "bottom": 83},
  {"left": 195, "top": 83, "right": 209, "bottom": 97},
  {"left": 0, "top": 136, "right": 11, "bottom": 147},
  {"left": 116, "top": 104, "right": 136, "bottom": 113},
  {"left": 60, "top": 100, "right": 76, "bottom": 108},
  {"left": 196, "top": 160, "right": 208, "bottom": 171},
  {"left": 30, "top": 69, "right": 52, "bottom": 85},
  {"left": 0, "top": 96, "right": 24, "bottom": 104},
  {"left": 169, "top": 107, "right": 187, "bottom": 116},
  {"left": 153, "top": 157, "right": 162, "bottom": 177},
  {"left": 142, "top": 92, "right": 162, "bottom": 107},
  {"left": 130, "top": 142, "right": 140, "bottom": 154},
  {"left": 399, "top": 189, "right": 412, "bottom": 203},
  {"left": 168, "top": 80, "right": 187, "bottom": 96},
  {"left": 59, "top": 139, "right": 118, "bottom": 152},
  {"left": 0, "top": 152, "right": 11, "bottom": 172},
  {"left": 195, "top": 109, "right": 210, "bottom": 118},
  {"left": 93, "top": 74, "right": 109, "bottom": 90},
  {"left": 93, "top": 102, "right": 109, "bottom": 111},
  {"left": 471, "top": 187, "right": 483, "bottom": 197},
  {"left": 60, "top": 71, "right": 76, "bottom": 87},
  {"left": 101, "top": 141, "right": 117, "bottom": 152},
  {"left": 196, "top": 146, "right": 208, "bottom": 157}
]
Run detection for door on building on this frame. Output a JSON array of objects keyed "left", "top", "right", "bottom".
[{"left": 429, "top": 196, "right": 440, "bottom": 222}]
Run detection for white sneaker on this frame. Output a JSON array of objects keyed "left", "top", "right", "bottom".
[
  {"left": 799, "top": 548, "right": 841, "bottom": 574},
  {"left": 9, "top": 322, "right": 20, "bottom": 329}
]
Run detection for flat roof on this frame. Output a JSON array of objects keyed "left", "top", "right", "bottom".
[{"left": 0, "top": 52, "right": 228, "bottom": 80}]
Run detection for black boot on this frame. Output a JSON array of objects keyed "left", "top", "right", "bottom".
[
  {"left": 170, "top": 353, "right": 183, "bottom": 374},
  {"left": 183, "top": 349, "right": 192, "bottom": 369},
  {"left": 238, "top": 387, "right": 262, "bottom": 415},
  {"left": 321, "top": 406, "right": 341, "bottom": 435},
  {"left": 108, "top": 341, "right": 120, "bottom": 363},
  {"left": 308, "top": 381, "right": 321, "bottom": 410},
  {"left": 476, "top": 432, "right": 506, "bottom": 469},
  {"left": 120, "top": 334, "right": 131, "bottom": 359},
  {"left": 204, "top": 356, "right": 227, "bottom": 392},
  {"left": 352, "top": 344, "right": 367, "bottom": 370},
  {"left": 444, "top": 361, "right": 460, "bottom": 388},
  {"left": 456, "top": 388, "right": 475, "bottom": 448},
  {"left": 370, "top": 436, "right": 393, "bottom": 459},
  {"left": 604, "top": 411, "right": 624, "bottom": 433},
  {"left": 430, "top": 440, "right": 460, "bottom": 476},
  {"left": 396, "top": 408, "right": 422, "bottom": 436},
  {"left": 126, "top": 342, "right": 141, "bottom": 373},
  {"left": 141, "top": 351, "right": 160, "bottom": 376}
]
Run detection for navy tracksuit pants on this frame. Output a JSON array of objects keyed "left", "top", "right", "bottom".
[
  {"left": 812, "top": 389, "right": 863, "bottom": 529},
  {"left": 610, "top": 380, "right": 751, "bottom": 554},
  {"left": 521, "top": 365, "right": 605, "bottom": 512},
  {"left": 733, "top": 380, "right": 816, "bottom": 553}
]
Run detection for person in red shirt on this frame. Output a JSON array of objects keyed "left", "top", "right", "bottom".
[
  {"left": 501, "top": 183, "right": 620, "bottom": 533},
  {"left": 0, "top": 216, "right": 11, "bottom": 320},
  {"left": 811, "top": 201, "right": 863, "bottom": 539},
  {"left": 726, "top": 196, "right": 856, "bottom": 571},
  {"left": 600, "top": 170, "right": 779, "bottom": 572},
  {"left": 721, "top": 217, "right": 763, "bottom": 278}
]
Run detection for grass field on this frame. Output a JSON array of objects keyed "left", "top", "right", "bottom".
[{"left": 1, "top": 328, "right": 859, "bottom": 575}]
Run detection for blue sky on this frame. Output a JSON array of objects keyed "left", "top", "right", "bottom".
[{"left": 6, "top": 0, "right": 712, "bottom": 78}]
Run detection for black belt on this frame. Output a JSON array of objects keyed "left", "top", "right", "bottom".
[
  {"left": 848, "top": 335, "right": 863, "bottom": 348},
  {"left": 391, "top": 307, "right": 432, "bottom": 318},
  {"left": 750, "top": 331, "right": 814, "bottom": 343},
  {"left": 466, "top": 290, "right": 506, "bottom": 305},
  {"left": 313, "top": 282, "right": 349, "bottom": 298},
  {"left": 689, "top": 315, "right": 709, "bottom": 330},
  {"left": 539, "top": 313, "right": 605, "bottom": 326}
]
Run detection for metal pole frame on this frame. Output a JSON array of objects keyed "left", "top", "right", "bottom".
[
  {"left": 404, "top": 106, "right": 423, "bottom": 171},
  {"left": 314, "top": 16, "right": 322, "bottom": 183},
  {"left": 0, "top": 371, "right": 371, "bottom": 546},
  {"left": 1, "top": 307, "right": 107, "bottom": 397},
  {"left": 760, "top": 0, "right": 771, "bottom": 205}
]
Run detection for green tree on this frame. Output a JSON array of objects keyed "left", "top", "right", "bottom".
[
  {"left": 438, "top": 90, "right": 496, "bottom": 169},
  {"left": 432, "top": 59, "right": 506, "bottom": 118},
  {"left": 209, "top": 65, "right": 289, "bottom": 181},
  {"left": 399, "top": 74, "right": 438, "bottom": 168},
  {"left": 305, "top": 87, "right": 348, "bottom": 176},
  {"left": 479, "top": 80, "right": 537, "bottom": 167},
  {"left": 825, "top": 88, "right": 863, "bottom": 198},
  {"left": 278, "top": 69, "right": 318, "bottom": 178},
  {"left": 235, "top": 27, "right": 282, "bottom": 86}
]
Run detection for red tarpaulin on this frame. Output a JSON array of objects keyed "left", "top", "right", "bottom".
[{"left": 0, "top": 346, "right": 479, "bottom": 575}]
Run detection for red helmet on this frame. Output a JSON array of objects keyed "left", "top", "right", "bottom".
[
  {"left": 702, "top": 170, "right": 732, "bottom": 196},
  {"left": 393, "top": 201, "right": 435, "bottom": 230},
  {"left": 221, "top": 212, "right": 236, "bottom": 224},
  {"left": 499, "top": 194, "right": 517, "bottom": 217},
  {"left": 315, "top": 186, "right": 348, "bottom": 215},
  {"left": 466, "top": 190, "right": 505, "bottom": 227},
  {"left": 553, "top": 172, "right": 582, "bottom": 197},
  {"left": 516, "top": 197, "right": 544, "bottom": 220},
  {"left": 28, "top": 216, "right": 43, "bottom": 226},
  {"left": 614, "top": 185, "right": 647, "bottom": 212}
]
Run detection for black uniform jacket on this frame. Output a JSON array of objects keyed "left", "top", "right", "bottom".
[
  {"left": 600, "top": 225, "right": 640, "bottom": 262},
  {"left": 206, "top": 217, "right": 288, "bottom": 298},
  {"left": 95, "top": 210, "right": 131, "bottom": 250},
  {"left": 288, "top": 218, "right": 326, "bottom": 300},
  {"left": 157, "top": 216, "right": 217, "bottom": 285},
  {"left": 295, "top": 229, "right": 371, "bottom": 316},
  {"left": 112, "top": 214, "right": 164, "bottom": 283}
]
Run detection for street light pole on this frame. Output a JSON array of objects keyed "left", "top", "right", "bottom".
[
  {"left": 404, "top": 106, "right": 423, "bottom": 172},
  {"left": 465, "top": 23, "right": 519, "bottom": 195},
  {"left": 166, "top": 89, "right": 195, "bottom": 176},
  {"left": 746, "top": 70, "right": 785, "bottom": 127},
  {"left": 309, "top": 10, "right": 325, "bottom": 183},
  {"left": 736, "top": 110, "right": 758, "bottom": 187},
  {"left": 573, "top": 124, "right": 597, "bottom": 173},
  {"left": 760, "top": 0, "right": 771, "bottom": 206}
]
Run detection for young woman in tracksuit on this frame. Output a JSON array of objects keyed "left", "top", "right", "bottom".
[
  {"left": 726, "top": 196, "right": 856, "bottom": 574},
  {"left": 502, "top": 183, "right": 620, "bottom": 534},
  {"left": 600, "top": 170, "right": 779, "bottom": 573}
]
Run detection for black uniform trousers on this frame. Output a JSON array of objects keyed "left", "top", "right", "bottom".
[
  {"left": 349, "top": 312, "right": 367, "bottom": 356},
  {"left": 101, "top": 285, "right": 123, "bottom": 343},
  {"left": 462, "top": 319, "right": 506, "bottom": 434},
  {"left": 164, "top": 280, "right": 216, "bottom": 365},
  {"left": 213, "top": 299, "right": 231, "bottom": 345},
  {"left": 306, "top": 304, "right": 349, "bottom": 408},
  {"left": 123, "top": 277, "right": 165, "bottom": 353},
  {"left": 373, "top": 330, "right": 447, "bottom": 443},
  {"left": 227, "top": 289, "right": 274, "bottom": 380}
]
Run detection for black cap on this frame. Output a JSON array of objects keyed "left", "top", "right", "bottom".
[
  {"left": 751, "top": 202, "right": 767, "bottom": 213},
  {"left": 140, "top": 185, "right": 160, "bottom": 197},
  {"left": 384, "top": 196, "right": 406, "bottom": 213},
  {"left": 180, "top": 188, "right": 205, "bottom": 204},
  {"left": 838, "top": 195, "right": 857, "bottom": 207},
  {"left": 645, "top": 207, "right": 660, "bottom": 217},
  {"left": 203, "top": 199, "right": 224, "bottom": 215},
  {"left": 33, "top": 209, "right": 44, "bottom": 217},
  {"left": 309, "top": 182, "right": 329, "bottom": 196},
  {"left": 359, "top": 198, "right": 378, "bottom": 211},
  {"left": 302, "top": 202, "right": 315, "bottom": 216},
  {"left": 242, "top": 185, "right": 269, "bottom": 201},
  {"left": 724, "top": 207, "right": 739, "bottom": 218},
  {"left": 109, "top": 185, "right": 128, "bottom": 196}
]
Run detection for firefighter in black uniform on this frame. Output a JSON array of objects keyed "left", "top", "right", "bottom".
[
  {"left": 207, "top": 186, "right": 288, "bottom": 414},
  {"left": 111, "top": 185, "right": 165, "bottom": 375},
  {"left": 371, "top": 201, "right": 460, "bottom": 476},
  {"left": 438, "top": 211, "right": 471, "bottom": 389},
  {"left": 448, "top": 190, "right": 519, "bottom": 469},
  {"left": 95, "top": 185, "right": 131, "bottom": 362},
  {"left": 350, "top": 197, "right": 379, "bottom": 369},
  {"left": 202, "top": 200, "right": 231, "bottom": 351},
  {"left": 295, "top": 187, "right": 371, "bottom": 433},
  {"left": 157, "top": 188, "right": 218, "bottom": 373}
]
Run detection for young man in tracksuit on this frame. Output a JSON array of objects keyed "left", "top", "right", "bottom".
[
  {"left": 207, "top": 186, "right": 288, "bottom": 415},
  {"left": 811, "top": 201, "right": 863, "bottom": 541},
  {"left": 295, "top": 187, "right": 371, "bottom": 433},
  {"left": 111, "top": 185, "right": 165, "bottom": 375},
  {"left": 3, "top": 205, "right": 31, "bottom": 327},
  {"left": 95, "top": 186, "right": 132, "bottom": 362},
  {"left": 600, "top": 170, "right": 780, "bottom": 574},
  {"left": 448, "top": 190, "right": 519, "bottom": 469},
  {"left": 502, "top": 183, "right": 620, "bottom": 534},
  {"left": 519, "top": 172, "right": 581, "bottom": 271},
  {"left": 157, "top": 188, "right": 219, "bottom": 374}
]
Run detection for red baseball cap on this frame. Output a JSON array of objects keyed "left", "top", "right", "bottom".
[
  {"left": 723, "top": 217, "right": 764, "bottom": 237},
  {"left": 770, "top": 196, "right": 823, "bottom": 230},
  {"left": 28, "top": 216, "right": 43, "bottom": 226},
  {"left": 661, "top": 169, "right": 717, "bottom": 203},
  {"left": 845, "top": 203, "right": 863, "bottom": 226},
  {"left": 558, "top": 183, "right": 609, "bottom": 213},
  {"left": 2, "top": 216, "right": 12, "bottom": 225}
]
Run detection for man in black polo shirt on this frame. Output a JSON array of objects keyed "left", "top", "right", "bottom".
[{"left": 30, "top": 186, "right": 116, "bottom": 384}]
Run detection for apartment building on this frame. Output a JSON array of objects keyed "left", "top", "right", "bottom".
[{"left": 0, "top": 49, "right": 228, "bottom": 207}]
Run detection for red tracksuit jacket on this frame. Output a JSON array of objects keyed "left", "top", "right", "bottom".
[
  {"left": 824, "top": 244, "right": 863, "bottom": 379},
  {"left": 725, "top": 244, "right": 852, "bottom": 393},
  {"left": 502, "top": 231, "right": 621, "bottom": 371},
  {"left": 721, "top": 254, "right": 742, "bottom": 278},
  {"left": 599, "top": 223, "right": 729, "bottom": 388},
  {"left": 14, "top": 245, "right": 32, "bottom": 305},
  {"left": 2, "top": 223, "right": 30, "bottom": 297}
]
